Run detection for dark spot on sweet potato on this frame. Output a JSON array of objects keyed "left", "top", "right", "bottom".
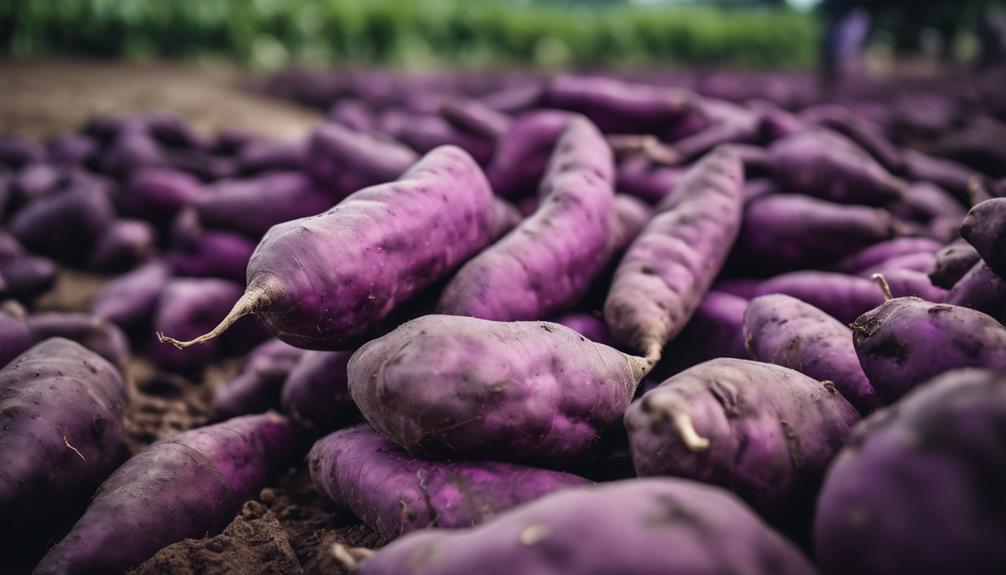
[{"left": 870, "top": 335, "right": 909, "bottom": 365}]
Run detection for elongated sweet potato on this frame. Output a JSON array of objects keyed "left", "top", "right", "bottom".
[
  {"left": 212, "top": 339, "right": 304, "bottom": 419},
  {"left": 437, "top": 117, "right": 614, "bottom": 322},
  {"left": 9, "top": 186, "right": 115, "bottom": 264},
  {"left": 946, "top": 261, "right": 1006, "bottom": 323},
  {"left": 626, "top": 358, "right": 859, "bottom": 517},
  {"left": 34, "top": 413, "right": 301, "bottom": 575},
  {"left": 892, "top": 181, "right": 967, "bottom": 223},
  {"left": 552, "top": 312, "right": 612, "bottom": 345},
  {"left": 833, "top": 237, "right": 942, "bottom": 274},
  {"left": 303, "top": 123, "right": 419, "bottom": 198},
  {"left": 27, "top": 313, "right": 130, "bottom": 366},
  {"left": 236, "top": 140, "right": 304, "bottom": 175},
  {"left": 280, "top": 350, "right": 357, "bottom": 430},
  {"left": 0, "top": 254, "right": 57, "bottom": 301},
  {"left": 902, "top": 149, "right": 987, "bottom": 202},
  {"left": 543, "top": 75, "right": 691, "bottom": 133},
  {"left": 159, "top": 146, "right": 496, "bottom": 351},
  {"left": 350, "top": 315, "right": 650, "bottom": 463},
  {"left": 745, "top": 294, "right": 879, "bottom": 412},
  {"left": 440, "top": 98, "right": 512, "bottom": 141},
  {"left": 91, "top": 260, "right": 172, "bottom": 330},
  {"left": 653, "top": 290, "right": 751, "bottom": 379},
  {"left": 960, "top": 198, "right": 1006, "bottom": 279},
  {"left": 357, "top": 478, "right": 816, "bottom": 575},
  {"left": 309, "top": 425, "right": 590, "bottom": 538},
  {"left": 604, "top": 145, "right": 744, "bottom": 360},
  {"left": 858, "top": 251, "right": 937, "bottom": 277},
  {"left": 485, "top": 110, "right": 575, "bottom": 197},
  {"left": 669, "top": 100, "right": 760, "bottom": 162},
  {"left": 800, "top": 104, "right": 904, "bottom": 171},
  {"left": 814, "top": 369, "right": 1006, "bottom": 575},
  {"left": 119, "top": 167, "right": 199, "bottom": 225},
  {"left": 194, "top": 172, "right": 334, "bottom": 238},
  {"left": 929, "top": 239, "right": 981, "bottom": 289},
  {"left": 614, "top": 155, "right": 685, "bottom": 203}
]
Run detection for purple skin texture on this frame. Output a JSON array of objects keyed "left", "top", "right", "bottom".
[
  {"left": 281, "top": 350, "right": 357, "bottom": 430},
  {"left": 894, "top": 181, "right": 966, "bottom": 223},
  {"left": 739, "top": 194, "right": 898, "bottom": 270},
  {"left": 604, "top": 145, "right": 744, "bottom": 361},
  {"left": 929, "top": 240, "right": 981, "bottom": 289},
  {"left": 653, "top": 291, "right": 752, "bottom": 379},
  {"left": 9, "top": 186, "right": 115, "bottom": 264},
  {"left": 212, "top": 338, "right": 304, "bottom": 420},
  {"left": 357, "top": 478, "right": 817, "bottom": 575},
  {"left": 168, "top": 230, "right": 256, "bottom": 283},
  {"left": 946, "top": 262, "right": 1006, "bottom": 323},
  {"left": 485, "top": 110, "right": 576, "bottom": 197},
  {"left": 488, "top": 197, "right": 522, "bottom": 242},
  {"left": 858, "top": 251, "right": 937, "bottom": 277},
  {"left": 349, "top": 315, "right": 650, "bottom": 464},
  {"left": 88, "top": 219, "right": 156, "bottom": 272},
  {"left": 91, "top": 260, "right": 173, "bottom": 329},
  {"left": 768, "top": 130, "right": 905, "bottom": 206},
  {"left": 961, "top": 198, "right": 1006, "bottom": 279},
  {"left": 440, "top": 98, "right": 512, "bottom": 141},
  {"left": 799, "top": 103, "right": 904, "bottom": 172},
  {"left": 303, "top": 123, "right": 419, "bottom": 198},
  {"left": 308, "top": 425, "right": 590, "bottom": 538},
  {"left": 670, "top": 100, "right": 760, "bottom": 162},
  {"left": 0, "top": 307, "right": 33, "bottom": 366},
  {"left": 0, "top": 339, "right": 127, "bottom": 533},
  {"left": 615, "top": 155, "right": 685, "bottom": 204},
  {"left": 120, "top": 167, "right": 200, "bottom": 225},
  {"left": 543, "top": 75, "right": 691, "bottom": 133},
  {"left": 437, "top": 117, "right": 615, "bottom": 322},
  {"left": 151, "top": 279, "right": 245, "bottom": 372},
  {"left": 609, "top": 193, "right": 653, "bottom": 251},
  {"left": 625, "top": 358, "right": 860, "bottom": 517},
  {"left": 552, "top": 312, "right": 612, "bottom": 345},
  {"left": 832, "top": 237, "right": 943, "bottom": 274},
  {"left": 744, "top": 294, "right": 880, "bottom": 413},
  {"left": 815, "top": 369, "right": 1006, "bottom": 575},
  {"left": 194, "top": 172, "right": 335, "bottom": 238},
  {"left": 160, "top": 146, "right": 496, "bottom": 352},
  {"left": 0, "top": 255, "right": 58, "bottom": 301},
  {"left": 396, "top": 114, "right": 495, "bottom": 166},
  {"left": 852, "top": 297, "right": 1006, "bottom": 403},
  {"left": 27, "top": 313, "right": 131, "bottom": 367},
  {"left": 34, "top": 413, "right": 301, "bottom": 575}
]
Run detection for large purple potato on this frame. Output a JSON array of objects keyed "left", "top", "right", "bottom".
[
  {"left": 349, "top": 315, "right": 650, "bottom": 463},
  {"left": 358, "top": 479, "right": 816, "bottom": 575},
  {"left": 815, "top": 369, "right": 1006, "bottom": 575},
  {"left": 309, "top": 425, "right": 590, "bottom": 538}
]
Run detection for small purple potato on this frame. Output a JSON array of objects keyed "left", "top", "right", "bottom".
[
  {"left": 946, "top": 262, "right": 1006, "bottom": 324},
  {"left": 303, "top": 123, "right": 418, "bottom": 198},
  {"left": 27, "top": 313, "right": 130, "bottom": 366},
  {"left": 0, "top": 255, "right": 58, "bottom": 301},
  {"left": 194, "top": 172, "right": 333, "bottom": 238},
  {"left": 395, "top": 114, "right": 495, "bottom": 165},
  {"left": 34, "top": 413, "right": 301, "bottom": 575},
  {"left": 893, "top": 181, "right": 966, "bottom": 223},
  {"left": 882, "top": 268, "right": 948, "bottom": 303},
  {"left": 309, "top": 425, "right": 590, "bottom": 538},
  {"left": 168, "top": 229, "right": 256, "bottom": 283},
  {"left": 212, "top": 338, "right": 304, "bottom": 420},
  {"left": 615, "top": 155, "right": 685, "bottom": 203},
  {"left": 349, "top": 315, "right": 650, "bottom": 463},
  {"left": 552, "top": 312, "right": 612, "bottom": 345},
  {"left": 744, "top": 294, "right": 880, "bottom": 412},
  {"left": 120, "top": 168, "right": 200, "bottom": 225},
  {"left": 543, "top": 75, "right": 691, "bottom": 133},
  {"left": 151, "top": 279, "right": 245, "bottom": 372},
  {"left": 357, "top": 478, "right": 816, "bottom": 575},
  {"left": 858, "top": 251, "right": 937, "bottom": 277},
  {"left": 626, "top": 358, "right": 859, "bottom": 516},
  {"left": 91, "top": 260, "right": 172, "bottom": 329},
  {"left": 0, "top": 303, "right": 32, "bottom": 366},
  {"left": 670, "top": 100, "right": 760, "bottom": 162},
  {"left": 485, "top": 110, "right": 575, "bottom": 197},
  {"left": 0, "top": 136, "right": 42, "bottom": 168},
  {"left": 88, "top": 219, "right": 156, "bottom": 272},
  {"left": 235, "top": 140, "right": 304, "bottom": 175},
  {"left": 0, "top": 339, "right": 127, "bottom": 538},
  {"left": 800, "top": 103, "right": 903, "bottom": 171},
  {"left": 815, "top": 369, "right": 1006, "bottom": 575},
  {"left": 280, "top": 350, "right": 357, "bottom": 430},
  {"left": 605, "top": 146, "right": 744, "bottom": 360},
  {"left": 440, "top": 98, "right": 512, "bottom": 141},
  {"left": 902, "top": 148, "right": 987, "bottom": 202},
  {"left": 833, "top": 237, "right": 942, "bottom": 274},
  {"left": 852, "top": 297, "right": 1006, "bottom": 402},
  {"left": 929, "top": 239, "right": 981, "bottom": 288},
  {"left": 98, "top": 129, "right": 165, "bottom": 177},
  {"left": 9, "top": 186, "right": 115, "bottom": 264},
  {"left": 46, "top": 133, "right": 98, "bottom": 166},
  {"left": 960, "top": 198, "right": 1006, "bottom": 279}
]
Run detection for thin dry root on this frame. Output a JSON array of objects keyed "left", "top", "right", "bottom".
[
  {"left": 330, "top": 543, "right": 375, "bottom": 573},
  {"left": 625, "top": 353, "right": 655, "bottom": 386},
  {"left": 870, "top": 273, "right": 894, "bottom": 302},
  {"left": 643, "top": 340, "right": 663, "bottom": 367},
  {"left": 156, "top": 286, "right": 269, "bottom": 350},
  {"left": 672, "top": 412, "right": 711, "bottom": 452}
]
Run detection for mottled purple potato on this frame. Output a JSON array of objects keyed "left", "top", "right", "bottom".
[
  {"left": 280, "top": 350, "right": 357, "bottom": 430},
  {"left": 626, "top": 358, "right": 859, "bottom": 516},
  {"left": 349, "top": 315, "right": 650, "bottom": 463},
  {"left": 739, "top": 194, "right": 898, "bottom": 270},
  {"left": 0, "top": 255, "right": 58, "bottom": 301},
  {"left": 26, "top": 313, "right": 131, "bottom": 366},
  {"left": 9, "top": 186, "right": 115, "bottom": 264},
  {"left": 744, "top": 294, "right": 880, "bottom": 412},
  {"left": 852, "top": 297, "right": 1006, "bottom": 403},
  {"left": 0, "top": 304, "right": 33, "bottom": 367},
  {"left": 605, "top": 146, "right": 744, "bottom": 360},
  {"left": 437, "top": 117, "right": 614, "bottom": 322},
  {"left": 815, "top": 369, "right": 1006, "bottom": 575},
  {"left": 34, "top": 413, "right": 301, "bottom": 575},
  {"left": 88, "top": 219, "right": 156, "bottom": 272},
  {"left": 552, "top": 312, "right": 612, "bottom": 345},
  {"left": 833, "top": 237, "right": 942, "bottom": 274},
  {"left": 309, "top": 425, "right": 590, "bottom": 538},
  {"left": 929, "top": 239, "right": 981, "bottom": 289},
  {"left": 485, "top": 110, "right": 575, "bottom": 197},
  {"left": 194, "top": 172, "right": 334, "bottom": 238},
  {"left": 212, "top": 338, "right": 304, "bottom": 420},
  {"left": 960, "top": 198, "right": 1006, "bottom": 279},
  {"left": 151, "top": 279, "right": 245, "bottom": 371},
  {"left": 946, "top": 262, "right": 1006, "bottom": 323},
  {"left": 168, "top": 229, "right": 255, "bottom": 283},
  {"left": 769, "top": 130, "right": 904, "bottom": 205},
  {"left": 615, "top": 155, "right": 685, "bottom": 203},
  {"left": 91, "top": 260, "right": 172, "bottom": 329},
  {"left": 303, "top": 123, "right": 419, "bottom": 198},
  {"left": 120, "top": 167, "right": 200, "bottom": 225},
  {"left": 543, "top": 75, "right": 691, "bottom": 133},
  {"left": 358, "top": 478, "right": 816, "bottom": 575},
  {"left": 0, "top": 339, "right": 127, "bottom": 535}
]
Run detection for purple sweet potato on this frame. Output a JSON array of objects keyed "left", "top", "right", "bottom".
[
  {"left": 655, "top": 291, "right": 751, "bottom": 377},
  {"left": 768, "top": 130, "right": 904, "bottom": 205},
  {"left": 280, "top": 350, "right": 357, "bottom": 430},
  {"left": 488, "top": 197, "right": 522, "bottom": 241},
  {"left": 543, "top": 75, "right": 691, "bottom": 133},
  {"left": 742, "top": 178, "right": 777, "bottom": 203},
  {"left": 945, "top": 261, "right": 1006, "bottom": 325},
  {"left": 740, "top": 194, "right": 898, "bottom": 270},
  {"left": 800, "top": 103, "right": 904, "bottom": 172},
  {"left": 309, "top": 425, "right": 590, "bottom": 538},
  {"left": 151, "top": 278, "right": 245, "bottom": 372},
  {"left": 960, "top": 198, "right": 1006, "bottom": 279},
  {"left": 604, "top": 146, "right": 744, "bottom": 360},
  {"left": 440, "top": 98, "right": 512, "bottom": 141},
  {"left": 744, "top": 294, "right": 880, "bottom": 412},
  {"left": 98, "top": 129, "right": 165, "bottom": 178},
  {"left": 833, "top": 237, "right": 942, "bottom": 274},
  {"left": 91, "top": 260, "right": 172, "bottom": 330},
  {"left": 858, "top": 251, "right": 937, "bottom": 277},
  {"left": 626, "top": 358, "right": 859, "bottom": 516},
  {"left": 929, "top": 239, "right": 981, "bottom": 289},
  {"left": 168, "top": 228, "right": 256, "bottom": 283},
  {"left": 9, "top": 186, "right": 115, "bottom": 264},
  {"left": 669, "top": 100, "right": 760, "bottom": 162},
  {"left": 235, "top": 140, "right": 303, "bottom": 175},
  {"left": 357, "top": 478, "right": 816, "bottom": 575},
  {"left": 882, "top": 268, "right": 948, "bottom": 303},
  {"left": 88, "top": 219, "right": 156, "bottom": 272},
  {"left": 328, "top": 99, "right": 375, "bottom": 132},
  {"left": 815, "top": 369, "right": 1006, "bottom": 575},
  {"left": 194, "top": 172, "right": 332, "bottom": 238},
  {"left": 0, "top": 255, "right": 57, "bottom": 301},
  {"left": 485, "top": 110, "right": 575, "bottom": 197},
  {"left": 0, "top": 339, "right": 127, "bottom": 540},
  {"left": 893, "top": 181, "right": 967, "bottom": 223},
  {"left": 26, "top": 313, "right": 130, "bottom": 366},
  {"left": 303, "top": 123, "right": 419, "bottom": 198},
  {"left": 0, "top": 136, "right": 42, "bottom": 168},
  {"left": 34, "top": 413, "right": 301, "bottom": 575},
  {"left": 609, "top": 193, "right": 653, "bottom": 251},
  {"left": 852, "top": 297, "right": 1006, "bottom": 403},
  {"left": 614, "top": 154, "right": 685, "bottom": 203},
  {"left": 159, "top": 146, "right": 496, "bottom": 350},
  {"left": 120, "top": 167, "right": 200, "bottom": 225},
  {"left": 46, "top": 133, "right": 98, "bottom": 166},
  {"left": 552, "top": 312, "right": 612, "bottom": 345},
  {"left": 212, "top": 338, "right": 304, "bottom": 420},
  {"left": 395, "top": 114, "right": 495, "bottom": 166},
  {"left": 902, "top": 149, "right": 987, "bottom": 203},
  {"left": 0, "top": 302, "right": 32, "bottom": 366},
  {"left": 349, "top": 315, "right": 650, "bottom": 463},
  {"left": 437, "top": 117, "right": 614, "bottom": 322}
]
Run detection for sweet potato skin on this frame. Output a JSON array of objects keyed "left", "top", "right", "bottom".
[
  {"left": 0, "top": 306, "right": 33, "bottom": 366},
  {"left": 280, "top": 350, "right": 358, "bottom": 430},
  {"left": 9, "top": 186, "right": 115, "bottom": 264},
  {"left": 833, "top": 237, "right": 942, "bottom": 274},
  {"left": 304, "top": 123, "right": 419, "bottom": 197},
  {"left": 485, "top": 110, "right": 575, "bottom": 197},
  {"left": 194, "top": 172, "right": 334, "bottom": 238},
  {"left": 815, "top": 369, "right": 1006, "bottom": 575},
  {"left": 946, "top": 261, "right": 1006, "bottom": 323},
  {"left": 151, "top": 279, "right": 245, "bottom": 371},
  {"left": 212, "top": 339, "right": 305, "bottom": 420},
  {"left": 26, "top": 313, "right": 131, "bottom": 366},
  {"left": 308, "top": 425, "right": 590, "bottom": 538},
  {"left": 349, "top": 315, "right": 645, "bottom": 463},
  {"left": 91, "top": 260, "right": 172, "bottom": 329},
  {"left": 358, "top": 478, "right": 816, "bottom": 575},
  {"left": 929, "top": 239, "right": 981, "bottom": 289},
  {"left": 961, "top": 198, "right": 1006, "bottom": 279}
]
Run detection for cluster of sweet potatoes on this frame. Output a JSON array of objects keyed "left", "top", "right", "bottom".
[{"left": 2, "top": 66, "right": 1004, "bottom": 575}]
